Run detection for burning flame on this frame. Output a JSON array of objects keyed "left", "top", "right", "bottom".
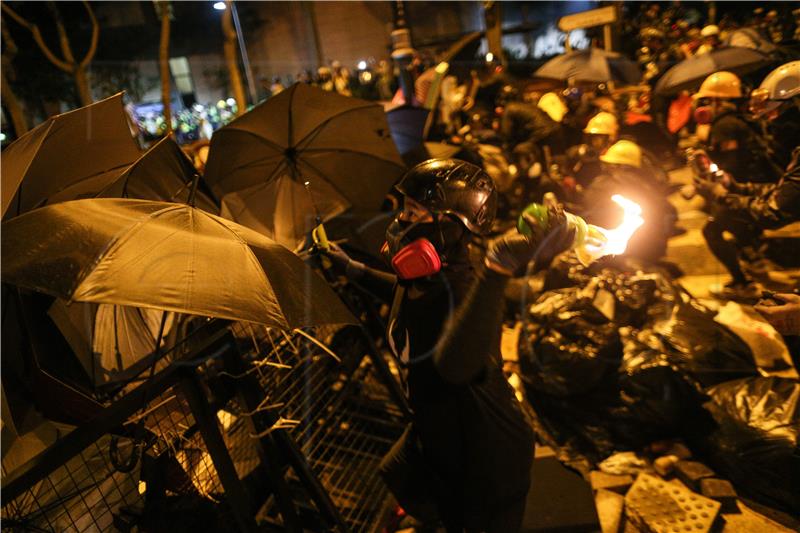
[{"left": 583, "top": 194, "right": 644, "bottom": 260}]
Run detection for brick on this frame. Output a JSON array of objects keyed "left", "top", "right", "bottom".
[
  {"left": 589, "top": 470, "right": 635, "bottom": 494},
  {"left": 625, "top": 473, "right": 720, "bottom": 533},
  {"left": 674, "top": 460, "right": 715, "bottom": 490},
  {"left": 653, "top": 455, "right": 679, "bottom": 477},
  {"left": 699, "top": 478, "right": 738, "bottom": 513},
  {"left": 595, "top": 489, "right": 624, "bottom": 533}
]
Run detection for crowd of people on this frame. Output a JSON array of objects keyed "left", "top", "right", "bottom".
[{"left": 313, "top": 4, "right": 799, "bottom": 532}]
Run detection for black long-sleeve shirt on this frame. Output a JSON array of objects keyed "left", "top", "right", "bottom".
[
  {"left": 342, "top": 255, "right": 534, "bottom": 523},
  {"left": 721, "top": 157, "right": 800, "bottom": 229},
  {"left": 390, "top": 266, "right": 534, "bottom": 523}
]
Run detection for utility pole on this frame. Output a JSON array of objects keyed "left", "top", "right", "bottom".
[{"left": 391, "top": 1, "right": 416, "bottom": 104}]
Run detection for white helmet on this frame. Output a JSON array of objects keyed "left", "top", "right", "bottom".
[
  {"left": 758, "top": 61, "right": 800, "bottom": 100},
  {"left": 750, "top": 61, "right": 800, "bottom": 116}
]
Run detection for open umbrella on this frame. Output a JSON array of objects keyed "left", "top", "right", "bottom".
[
  {"left": 48, "top": 300, "right": 177, "bottom": 388},
  {"left": 204, "top": 83, "right": 405, "bottom": 250},
  {"left": 97, "top": 136, "right": 219, "bottom": 213},
  {"left": 724, "top": 28, "right": 778, "bottom": 56},
  {"left": 534, "top": 48, "right": 642, "bottom": 86},
  {"left": 36, "top": 135, "right": 219, "bottom": 213},
  {"left": 1, "top": 93, "right": 141, "bottom": 218},
  {"left": 654, "top": 47, "right": 774, "bottom": 96},
  {"left": 1, "top": 198, "right": 354, "bottom": 329}
]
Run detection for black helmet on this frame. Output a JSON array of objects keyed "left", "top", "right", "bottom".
[{"left": 395, "top": 159, "right": 497, "bottom": 235}]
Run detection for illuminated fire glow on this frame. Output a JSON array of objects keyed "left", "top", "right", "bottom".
[{"left": 585, "top": 194, "right": 645, "bottom": 258}]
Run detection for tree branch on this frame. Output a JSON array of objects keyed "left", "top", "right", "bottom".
[
  {"left": 79, "top": 0, "right": 99, "bottom": 68},
  {"left": 2, "top": 23, "right": 19, "bottom": 58},
  {"left": 47, "top": 1, "right": 76, "bottom": 66},
  {"left": 1, "top": 3, "right": 73, "bottom": 72}
]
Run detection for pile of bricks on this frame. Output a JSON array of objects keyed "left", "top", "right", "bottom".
[{"left": 588, "top": 441, "right": 778, "bottom": 533}]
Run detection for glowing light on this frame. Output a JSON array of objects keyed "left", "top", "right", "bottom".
[
  {"left": 583, "top": 195, "right": 644, "bottom": 260},
  {"left": 602, "top": 194, "right": 644, "bottom": 254},
  {"left": 213, "top": 1, "right": 226, "bottom": 10},
  {"left": 0, "top": 133, "right": 6, "bottom": 142},
  {"left": 709, "top": 163, "right": 719, "bottom": 172},
  {"left": 485, "top": 52, "right": 494, "bottom": 62},
  {"left": 357, "top": 60, "right": 367, "bottom": 70}
]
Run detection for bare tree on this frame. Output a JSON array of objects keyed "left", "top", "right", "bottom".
[
  {"left": 154, "top": 0, "right": 173, "bottom": 136},
  {"left": 222, "top": 0, "right": 246, "bottom": 116},
  {"left": 2, "top": 1, "right": 99, "bottom": 107},
  {"left": 1, "top": 24, "right": 28, "bottom": 136}
]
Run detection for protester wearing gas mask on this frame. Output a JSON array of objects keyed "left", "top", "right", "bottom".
[
  {"left": 696, "top": 64, "right": 800, "bottom": 301},
  {"left": 698, "top": 144, "right": 800, "bottom": 301},
  {"left": 561, "top": 111, "right": 620, "bottom": 191},
  {"left": 749, "top": 61, "right": 800, "bottom": 170},
  {"left": 324, "top": 158, "right": 576, "bottom": 533},
  {"left": 693, "top": 71, "right": 781, "bottom": 183}
]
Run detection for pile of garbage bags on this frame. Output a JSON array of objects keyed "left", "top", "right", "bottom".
[{"left": 517, "top": 255, "right": 799, "bottom": 514}]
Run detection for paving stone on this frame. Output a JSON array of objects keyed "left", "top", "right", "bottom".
[
  {"left": 699, "top": 478, "right": 737, "bottom": 513},
  {"left": 674, "top": 460, "right": 715, "bottom": 490},
  {"left": 625, "top": 473, "right": 720, "bottom": 533},
  {"left": 653, "top": 455, "right": 679, "bottom": 477},
  {"left": 595, "top": 489, "right": 624, "bottom": 533},
  {"left": 590, "top": 470, "right": 635, "bottom": 494}
]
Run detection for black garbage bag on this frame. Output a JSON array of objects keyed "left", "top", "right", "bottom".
[
  {"left": 519, "top": 286, "right": 622, "bottom": 397},
  {"left": 541, "top": 255, "right": 681, "bottom": 327},
  {"left": 619, "top": 328, "right": 716, "bottom": 438},
  {"left": 650, "top": 296, "right": 758, "bottom": 387},
  {"left": 695, "top": 377, "right": 800, "bottom": 515}
]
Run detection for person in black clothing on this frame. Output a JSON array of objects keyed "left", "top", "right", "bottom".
[
  {"left": 749, "top": 61, "right": 800, "bottom": 171},
  {"left": 699, "top": 146, "right": 800, "bottom": 300},
  {"left": 694, "top": 71, "right": 782, "bottom": 183},
  {"left": 325, "top": 159, "right": 575, "bottom": 532}
]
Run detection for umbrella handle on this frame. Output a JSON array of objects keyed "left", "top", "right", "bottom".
[{"left": 312, "top": 223, "right": 330, "bottom": 252}]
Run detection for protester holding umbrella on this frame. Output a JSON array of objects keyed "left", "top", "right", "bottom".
[{"left": 325, "top": 159, "right": 576, "bottom": 532}]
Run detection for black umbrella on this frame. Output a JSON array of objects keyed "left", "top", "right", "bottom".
[
  {"left": 534, "top": 48, "right": 642, "bottom": 86},
  {"left": 1, "top": 93, "right": 141, "bottom": 218},
  {"left": 204, "top": 83, "right": 405, "bottom": 250},
  {"left": 1, "top": 198, "right": 355, "bottom": 329},
  {"left": 654, "top": 46, "right": 774, "bottom": 96}
]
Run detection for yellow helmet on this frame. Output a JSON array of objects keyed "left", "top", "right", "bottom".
[
  {"left": 700, "top": 24, "right": 720, "bottom": 38},
  {"left": 538, "top": 92, "right": 568, "bottom": 123},
  {"left": 600, "top": 140, "right": 642, "bottom": 168},
  {"left": 584, "top": 112, "right": 619, "bottom": 137},
  {"left": 694, "top": 71, "right": 742, "bottom": 99}
]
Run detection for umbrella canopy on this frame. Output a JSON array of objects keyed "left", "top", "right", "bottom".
[
  {"left": 654, "top": 46, "right": 774, "bottom": 96},
  {"left": 204, "top": 83, "right": 405, "bottom": 250},
  {"left": 97, "top": 136, "right": 218, "bottom": 213},
  {"left": 48, "top": 300, "right": 177, "bottom": 388},
  {"left": 1, "top": 93, "right": 141, "bottom": 218},
  {"left": 1, "top": 198, "right": 354, "bottom": 329},
  {"left": 534, "top": 48, "right": 642, "bottom": 85},
  {"left": 724, "top": 28, "right": 778, "bottom": 56},
  {"left": 38, "top": 135, "right": 219, "bottom": 213}
]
